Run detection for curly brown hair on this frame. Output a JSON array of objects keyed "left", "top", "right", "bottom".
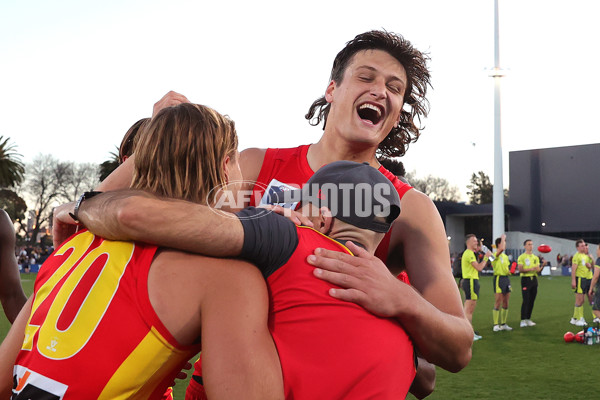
[{"left": 305, "top": 30, "right": 431, "bottom": 158}]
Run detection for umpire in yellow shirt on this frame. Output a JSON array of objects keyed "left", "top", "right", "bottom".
[
  {"left": 570, "top": 239, "right": 594, "bottom": 326},
  {"left": 491, "top": 234, "right": 512, "bottom": 332},
  {"left": 517, "top": 239, "right": 546, "bottom": 328},
  {"left": 461, "top": 234, "right": 492, "bottom": 341}
]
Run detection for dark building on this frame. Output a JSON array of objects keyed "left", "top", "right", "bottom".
[
  {"left": 433, "top": 143, "right": 599, "bottom": 254},
  {"left": 508, "top": 143, "right": 600, "bottom": 243}
]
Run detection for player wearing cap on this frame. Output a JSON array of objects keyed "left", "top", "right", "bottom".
[
  {"left": 65, "top": 161, "right": 420, "bottom": 399},
  {"left": 517, "top": 239, "right": 546, "bottom": 328},
  {"left": 570, "top": 239, "right": 594, "bottom": 326},
  {"left": 491, "top": 234, "right": 512, "bottom": 332}
]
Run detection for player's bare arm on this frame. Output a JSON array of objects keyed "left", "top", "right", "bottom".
[
  {"left": 150, "top": 251, "right": 283, "bottom": 399},
  {"left": 311, "top": 190, "right": 473, "bottom": 372},
  {"left": 495, "top": 234, "right": 506, "bottom": 257},
  {"left": 0, "top": 210, "right": 27, "bottom": 323},
  {"left": 571, "top": 261, "right": 577, "bottom": 289},
  {"left": 0, "top": 297, "right": 32, "bottom": 398},
  {"left": 239, "top": 147, "right": 267, "bottom": 197},
  {"left": 64, "top": 190, "right": 245, "bottom": 257},
  {"left": 52, "top": 156, "right": 136, "bottom": 247},
  {"left": 387, "top": 190, "right": 472, "bottom": 371},
  {"left": 471, "top": 254, "right": 492, "bottom": 272}
]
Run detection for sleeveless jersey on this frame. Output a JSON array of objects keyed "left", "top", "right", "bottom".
[
  {"left": 186, "top": 146, "right": 415, "bottom": 399},
  {"left": 268, "top": 226, "right": 415, "bottom": 399},
  {"left": 250, "top": 145, "right": 413, "bottom": 263},
  {"left": 13, "top": 230, "right": 200, "bottom": 400}
]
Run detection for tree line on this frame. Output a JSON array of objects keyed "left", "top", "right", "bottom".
[
  {"left": 378, "top": 156, "right": 504, "bottom": 204},
  {"left": 0, "top": 136, "right": 120, "bottom": 246}
]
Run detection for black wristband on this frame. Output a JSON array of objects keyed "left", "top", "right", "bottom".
[{"left": 70, "top": 191, "right": 103, "bottom": 223}]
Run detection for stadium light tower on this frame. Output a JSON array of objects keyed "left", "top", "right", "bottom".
[{"left": 489, "top": 0, "right": 506, "bottom": 241}]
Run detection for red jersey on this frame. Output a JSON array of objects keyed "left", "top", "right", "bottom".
[
  {"left": 268, "top": 226, "right": 416, "bottom": 399},
  {"left": 250, "top": 145, "right": 412, "bottom": 263},
  {"left": 187, "top": 145, "right": 414, "bottom": 399},
  {"left": 14, "top": 230, "right": 200, "bottom": 399}
]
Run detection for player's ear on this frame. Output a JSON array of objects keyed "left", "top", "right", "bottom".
[
  {"left": 394, "top": 112, "right": 401, "bottom": 128},
  {"left": 325, "top": 81, "right": 336, "bottom": 104},
  {"left": 316, "top": 207, "right": 333, "bottom": 235},
  {"left": 223, "top": 155, "right": 232, "bottom": 184}
]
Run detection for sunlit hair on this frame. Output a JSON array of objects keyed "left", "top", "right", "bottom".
[
  {"left": 305, "top": 30, "right": 431, "bottom": 158},
  {"left": 119, "top": 118, "right": 151, "bottom": 164},
  {"left": 131, "top": 103, "right": 238, "bottom": 205}
]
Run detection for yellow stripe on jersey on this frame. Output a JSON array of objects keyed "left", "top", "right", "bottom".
[
  {"left": 98, "top": 326, "right": 192, "bottom": 399},
  {"left": 297, "top": 225, "right": 355, "bottom": 256}
]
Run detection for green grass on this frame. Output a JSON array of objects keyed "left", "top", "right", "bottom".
[
  {"left": 0, "top": 274, "right": 195, "bottom": 399},
  {"left": 412, "top": 275, "right": 599, "bottom": 399},
  {"left": 4, "top": 275, "right": 598, "bottom": 399}
]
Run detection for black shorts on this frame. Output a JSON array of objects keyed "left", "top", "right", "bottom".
[
  {"left": 493, "top": 275, "right": 511, "bottom": 295},
  {"left": 461, "top": 278, "right": 480, "bottom": 300},
  {"left": 574, "top": 277, "right": 591, "bottom": 294}
]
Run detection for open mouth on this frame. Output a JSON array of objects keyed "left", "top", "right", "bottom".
[{"left": 357, "top": 103, "right": 384, "bottom": 125}]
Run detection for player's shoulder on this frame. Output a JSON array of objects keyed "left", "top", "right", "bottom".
[
  {"left": 240, "top": 147, "right": 267, "bottom": 160},
  {"left": 0, "top": 209, "right": 14, "bottom": 237},
  {"left": 396, "top": 189, "right": 437, "bottom": 225},
  {"left": 240, "top": 147, "right": 268, "bottom": 182},
  {"left": 155, "top": 249, "right": 261, "bottom": 283}
]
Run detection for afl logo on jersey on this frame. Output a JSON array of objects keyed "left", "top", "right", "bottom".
[{"left": 261, "top": 179, "right": 301, "bottom": 209}]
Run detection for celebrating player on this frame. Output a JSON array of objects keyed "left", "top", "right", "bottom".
[{"left": 0, "top": 104, "right": 283, "bottom": 399}]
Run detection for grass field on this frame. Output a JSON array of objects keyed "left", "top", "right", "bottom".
[
  {"left": 415, "top": 275, "right": 599, "bottom": 399},
  {"left": 3, "top": 274, "right": 598, "bottom": 399}
]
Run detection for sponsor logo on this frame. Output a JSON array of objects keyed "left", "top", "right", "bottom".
[{"left": 13, "top": 366, "right": 68, "bottom": 398}]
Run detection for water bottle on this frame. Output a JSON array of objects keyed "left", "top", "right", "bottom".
[{"left": 482, "top": 245, "right": 495, "bottom": 262}]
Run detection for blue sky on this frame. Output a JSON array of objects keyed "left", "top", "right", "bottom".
[{"left": 1, "top": 0, "right": 598, "bottom": 199}]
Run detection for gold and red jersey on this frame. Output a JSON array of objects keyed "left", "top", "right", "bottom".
[{"left": 13, "top": 230, "right": 200, "bottom": 399}]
